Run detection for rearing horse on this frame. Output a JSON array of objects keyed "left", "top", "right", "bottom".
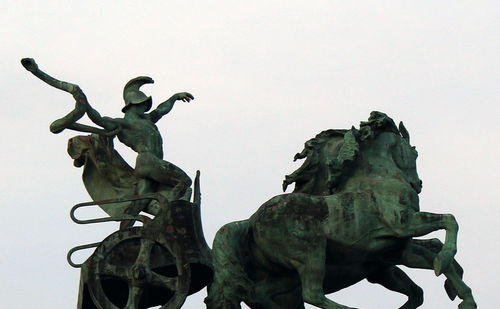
[{"left": 206, "top": 112, "right": 476, "bottom": 309}]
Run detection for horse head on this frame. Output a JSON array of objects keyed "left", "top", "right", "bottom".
[
  {"left": 358, "top": 111, "right": 422, "bottom": 194},
  {"left": 284, "top": 111, "right": 422, "bottom": 196}
]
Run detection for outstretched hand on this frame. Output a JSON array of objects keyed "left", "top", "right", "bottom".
[
  {"left": 176, "top": 92, "right": 194, "bottom": 102},
  {"left": 21, "top": 58, "right": 39, "bottom": 72}
]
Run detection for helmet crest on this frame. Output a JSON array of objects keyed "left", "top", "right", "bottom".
[{"left": 122, "top": 76, "right": 154, "bottom": 113}]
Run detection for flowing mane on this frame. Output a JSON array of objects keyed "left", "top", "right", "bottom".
[
  {"left": 283, "top": 111, "right": 403, "bottom": 195},
  {"left": 208, "top": 111, "right": 475, "bottom": 309}
]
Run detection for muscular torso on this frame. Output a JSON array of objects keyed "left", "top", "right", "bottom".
[{"left": 114, "top": 116, "right": 164, "bottom": 158}]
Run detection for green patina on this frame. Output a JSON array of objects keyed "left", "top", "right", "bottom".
[
  {"left": 23, "top": 58, "right": 476, "bottom": 309},
  {"left": 22, "top": 58, "right": 194, "bottom": 227},
  {"left": 206, "top": 112, "right": 476, "bottom": 309}
]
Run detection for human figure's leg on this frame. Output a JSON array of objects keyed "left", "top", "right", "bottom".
[
  {"left": 120, "top": 178, "right": 157, "bottom": 229},
  {"left": 135, "top": 153, "right": 192, "bottom": 200},
  {"left": 119, "top": 153, "right": 192, "bottom": 229}
]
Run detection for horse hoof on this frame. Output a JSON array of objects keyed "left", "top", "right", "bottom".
[
  {"left": 458, "top": 298, "right": 477, "bottom": 309},
  {"left": 444, "top": 279, "right": 457, "bottom": 300},
  {"left": 433, "top": 250, "right": 454, "bottom": 276}
]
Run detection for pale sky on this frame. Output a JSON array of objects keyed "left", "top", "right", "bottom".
[{"left": 1, "top": 1, "right": 498, "bottom": 308}]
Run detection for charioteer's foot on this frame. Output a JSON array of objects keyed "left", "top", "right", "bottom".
[
  {"left": 458, "top": 298, "right": 477, "bottom": 309},
  {"left": 172, "top": 182, "right": 191, "bottom": 201},
  {"left": 120, "top": 219, "right": 135, "bottom": 230}
]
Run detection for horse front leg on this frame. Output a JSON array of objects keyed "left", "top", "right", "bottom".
[
  {"left": 406, "top": 212, "right": 458, "bottom": 275},
  {"left": 367, "top": 266, "right": 423, "bottom": 309},
  {"left": 400, "top": 240, "right": 476, "bottom": 309},
  {"left": 412, "top": 238, "right": 464, "bottom": 300}
]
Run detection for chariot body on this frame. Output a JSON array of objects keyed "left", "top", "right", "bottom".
[{"left": 67, "top": 134, "right": 213, "bottom": 309}]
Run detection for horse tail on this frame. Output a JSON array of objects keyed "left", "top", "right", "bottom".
[{"left": 205, "top": 220, "right": 254, "bottom": 309}]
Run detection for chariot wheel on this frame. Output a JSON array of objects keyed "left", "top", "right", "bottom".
[{"left": 87, "top": 227, "right": 191, "bottom": 309}]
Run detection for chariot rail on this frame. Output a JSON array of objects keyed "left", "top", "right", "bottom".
[
  {"left": 69, "top": 193, "right": 161, "bottom": 225},
  {"left": 67, "top": 193, "right": 163, "bottom": 268}
]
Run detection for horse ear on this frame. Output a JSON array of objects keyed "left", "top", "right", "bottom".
[{"left": 398, "top": 121, "right": 410, "bottom": 144}]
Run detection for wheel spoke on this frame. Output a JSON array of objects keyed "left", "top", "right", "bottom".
[
  {"left": 150, "top": 272, "right": 177, "bottom": 291},
  {"left": 136, "top": 238, "right": 154, "bottom": 265},
  {"left": 100, "top": 263, "right": 129, "bottom": 282},
  {"left": 159, "top": 261, "right": 191, "bottom": 309},
  {"left": 124, "top": 285, "right": 143, "bottom": 309}
]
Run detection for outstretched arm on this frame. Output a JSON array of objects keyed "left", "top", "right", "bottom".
[
  {"left": 85, "top": 103, "right": 118, "bottom": 131},
  {"left": 21, "top": 58, "right": 118, "bottom": 133},
  {"left": 148, "top": 92, "right": 194, "bottom": 123}
]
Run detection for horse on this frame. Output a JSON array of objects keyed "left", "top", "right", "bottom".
[{"left": 205, "top": 112, "right": 476, "bottom": 309}]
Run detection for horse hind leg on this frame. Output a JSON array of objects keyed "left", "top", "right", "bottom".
[
  {"left": 367, "top": 266, "right": 423, "bottom": 309},
  {"left": 292, "top": 239, "right": 357, "bottom": 309}
]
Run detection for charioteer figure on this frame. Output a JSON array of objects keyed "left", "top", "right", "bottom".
[{"left": 21, "top": 58, "right": 194, "bottom": 228}]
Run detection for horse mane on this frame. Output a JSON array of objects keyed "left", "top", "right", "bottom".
[
  {"left": 359, "top": 111, "right": 399, "bottom": 142},
  {"left": 283, "top": 111, "right": 401, "bottom": 195}
]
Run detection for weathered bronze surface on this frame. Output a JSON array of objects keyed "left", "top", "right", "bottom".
[
  {"left": 22, "top": 58, "right": 212, "bottom": 309},
  {"left": 21, "top": 58, "right": 193, "bottom": 224},
  {"left": 206, "top": 112, "right": 476, "bottom": 309},
  {"left": 76, "top": 196, "right": 212, "bottom": 309},
  {"left": 23, "top": 58, "right": 476, "bottom": 309}
]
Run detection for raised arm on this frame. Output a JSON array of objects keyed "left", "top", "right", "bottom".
[
  {"left": 85, "top": 103, "right": 118, "bottom": 131},
  {"left": 21, "top": 58, "right": 118, "bottom": 133},
  {"left": 148, "top": 92, "right": 194, "bottom": 123}
]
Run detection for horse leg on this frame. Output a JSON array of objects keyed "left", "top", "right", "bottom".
[
  {"left": 405, "top": 212, "right": 458, "bottom": 275},
  {"left": 292, "top": 239, "right": 357, "bottom": 309},
  {"left": 252, "top": 277, "right": 303, "bottom": 309},
  {"left": 367, "top": 266, "right": 423, "bottom": 309},
  {"left": 400, "top": 240, "right": 477, "bottom": 309},
  {"left": 412, "top": 238, "right": 464, "bottom": 300}
]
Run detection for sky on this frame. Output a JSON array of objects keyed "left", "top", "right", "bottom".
[{"left": 1, "top": 1, "right": 498, "bottom": 308}]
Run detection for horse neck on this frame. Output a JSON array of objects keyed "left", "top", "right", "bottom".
[{"left": 341, "top": 136, "right": 412, "bottom": 192}]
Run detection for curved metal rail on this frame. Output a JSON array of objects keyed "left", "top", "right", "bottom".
[{"left": 67, "top": 194, "right": 161, "bottom": 268}]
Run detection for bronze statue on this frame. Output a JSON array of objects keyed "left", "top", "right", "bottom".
[
  {"left": 21, "top": 58, "right": 193, "bottom": 228},
  {"left": 22, "top": 58, "right": 213, "bottom": 309},
  {"left": 23, "top": 58, "right": 476, "bottom": 309},
  {"left": 206, "top": 112, "right": 476, "bottom": 309}
]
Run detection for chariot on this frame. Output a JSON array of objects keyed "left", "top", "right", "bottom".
[
  {"left": 21, "top": 58, "right": 213, "bottom": 308},
  {"left": 68, "top": 190, "right": 212, "bottom": 309},
  {"left": 64, "top": 134, "right": 212, "bottom": 309},
  {"left": 22, "top": 58, "right": 477, "bottom": 309}
]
